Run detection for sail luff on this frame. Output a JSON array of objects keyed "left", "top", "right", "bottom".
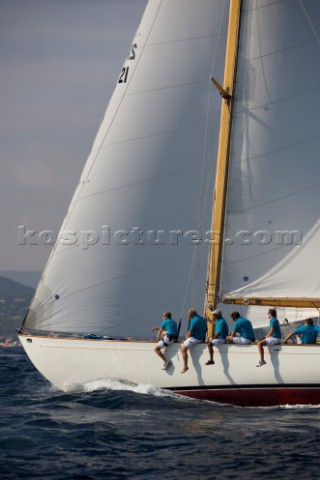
[{"left": 205, "top": 0, "right": 242, "bottom": 329}]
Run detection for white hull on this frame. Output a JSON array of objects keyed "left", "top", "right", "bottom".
[{"left": 19, "top": 334, "right": 320, "bottom": 406}]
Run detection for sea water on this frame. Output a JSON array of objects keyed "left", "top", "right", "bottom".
[{"left": 1, "top": 348, "right": 319, "bottom": 480}]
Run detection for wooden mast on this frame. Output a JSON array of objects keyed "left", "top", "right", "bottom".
[{"left": 205, "top": 0, "right": 242, "bottom": 333}]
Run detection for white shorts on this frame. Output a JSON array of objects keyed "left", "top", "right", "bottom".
[
  {"left": 266, "top": 337, "right": 281, "bottom": 345},
  {"left": 233, "top": 337, "right": 252, "bottom": 345},
  {"left": 210, "top": 338, "right": 226, "bottom": 347},
  {"left": 183, "top": 337, "right": 202, "bottom": 350},
  {"left": 157, "top": 335, "right": 174, "bottom": 349}
]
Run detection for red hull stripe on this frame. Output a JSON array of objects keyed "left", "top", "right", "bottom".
[{"left": 168, "top": 385, "right": 320, "bottom": 406}]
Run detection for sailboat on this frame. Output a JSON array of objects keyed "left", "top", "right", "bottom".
[{"left": 19, "top": 0, "right": 320, "bottom": 406}]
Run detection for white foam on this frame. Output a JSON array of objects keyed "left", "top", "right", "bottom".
[
  {"left": 63, "top": 376, "right": 177, "bottom": 398},
  {"left": 242, "top": 403, "right": 320, "bottom": 410},
  {"left": 279, "top": 403, "right": 320, "bottom": 409}
]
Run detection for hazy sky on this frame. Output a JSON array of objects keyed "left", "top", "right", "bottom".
[{"left": 0, "top": 0, "right": 147, "bottom": 271}]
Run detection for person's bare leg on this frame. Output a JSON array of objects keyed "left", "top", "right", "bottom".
[
  {"left": 258, "top": 340, "right": 266, "bottom": 362},
  {"left": 154, "top": 346, "right": 167, "bottom": 364},
  {"left": 180, "top": 345, "right": 189, "bottom": 373},
  {"left": 257, "top": 339, "right": 267, "bottom": 366},
  {"left": 207, "top": 343, "right": 214, "bottom": 362}
]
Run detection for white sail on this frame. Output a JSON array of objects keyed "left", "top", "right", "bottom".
[
  {"left": 219, "top": 0, "right": 320, "bottom": 324},
  {"left": 24, "top": 0, "right": 228, "bottom": 336},
  {"left": 227, "top": 220, "right": 320, "bottom": 299}
]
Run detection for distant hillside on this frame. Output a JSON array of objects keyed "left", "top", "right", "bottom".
[
  {"left": 0, "top": 271, "right": 41, "bottom": 289},
  {"left": 0, "top": 276, "right": 35, "bottom": 297},
  {"left": 0, "top": 276, "right": 35, "bottom": 339}
]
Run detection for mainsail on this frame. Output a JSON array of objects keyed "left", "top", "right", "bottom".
[
  {"left": 24, "top": 0, "right": 228, "bottom": 337},
  {"left": 218, "top": 0, "right": 320, "bottom": 325}
]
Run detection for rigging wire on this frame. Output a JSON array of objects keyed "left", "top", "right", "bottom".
[
  {"left": 298, "top": 0, "right": 320, "bottom": 44},
  {"left": 179, "top": 0, "right": 227, "bottom": 319}
]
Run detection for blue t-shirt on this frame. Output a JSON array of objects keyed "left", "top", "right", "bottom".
[
  {"left": 233, "top": 317, "right": 255, "bottom": 341},
  {"left": 215, "top": 317, "right": 228, "bottom": 339},
  {"left": 189, "top": 315, "right": 207, "bottom": 341},
  {"left": 293, "top": 324, "right": 320, "bottom": 344},
  {"left": 270, "top": 317, "right": 281, "bottom": 338},
  {"left": 160, "top": 318, "right": 178, "bottom": 335}
]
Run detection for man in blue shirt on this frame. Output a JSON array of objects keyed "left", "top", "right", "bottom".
[
  {"left": 256, "top": 308, "right": 282, "bottom": 367},
  {"left": 206, "top": 309, "right": 228, "bottom": 365},
  {"left": 151, "top": 311, "right": 178, "bottom": 370},
  {"left": 283, "top": 317, "right": 320, "bottom": 344},
  {"left": 226, "top": 311, "right": 255, "bottom": 344},
  {"left": 180, "top": 309, "right": 206, "bottom": 374}
]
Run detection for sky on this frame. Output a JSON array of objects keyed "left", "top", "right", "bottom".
[{"left": 0, "top": 0, "right": 147, "bottom": 271}]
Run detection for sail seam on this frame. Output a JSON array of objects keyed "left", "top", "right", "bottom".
[
  {"left": 55, "top": 252, "right": 190, "bottom": 300},
  {"left": 243, "top": 0, "right": 286, "bottom": 12},
  {"left": 230, "top": 133, "right": 320, "bottom": 165},
  {"left": 238, "top": 182, "right": 320, "bottom": 212},
  {"left": 75, "top": 166, "right": 200, "bottom": 203},
  {"left": 240, "top": 38, "right": 316, "bottom": 63},
  {"left": 92, "top": 123, "right": 204, "bottom": 150},
  {"left": 51, "top": 208, "right": 200, "bottom": 258},
  {"left": 144, "top": 33, "right": 219, "bottom": 47},
  {"left": 110, "top": 79, "right": 208, "bottom": 100},
  {"left": 223, "top": 244, "right": 297, "bottom": 265},
  {"left": 234, "top": 85, "right": 320, "bottom": 115}
]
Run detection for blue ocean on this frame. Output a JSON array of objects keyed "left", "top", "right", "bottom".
[{"left": 1, "top": 347, "right": 319, "bottom": 480}]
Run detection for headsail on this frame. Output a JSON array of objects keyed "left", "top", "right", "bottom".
[
  {"left": 218, "top": 0, "right": 320, "bottom": 325},
  {"left": 23, "top": 0, "right": 228, "bottom": 337}
]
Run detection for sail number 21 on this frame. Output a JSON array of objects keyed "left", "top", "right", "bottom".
[{"left": 118, "top": 43, "right": 137, "bottom": 84}]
